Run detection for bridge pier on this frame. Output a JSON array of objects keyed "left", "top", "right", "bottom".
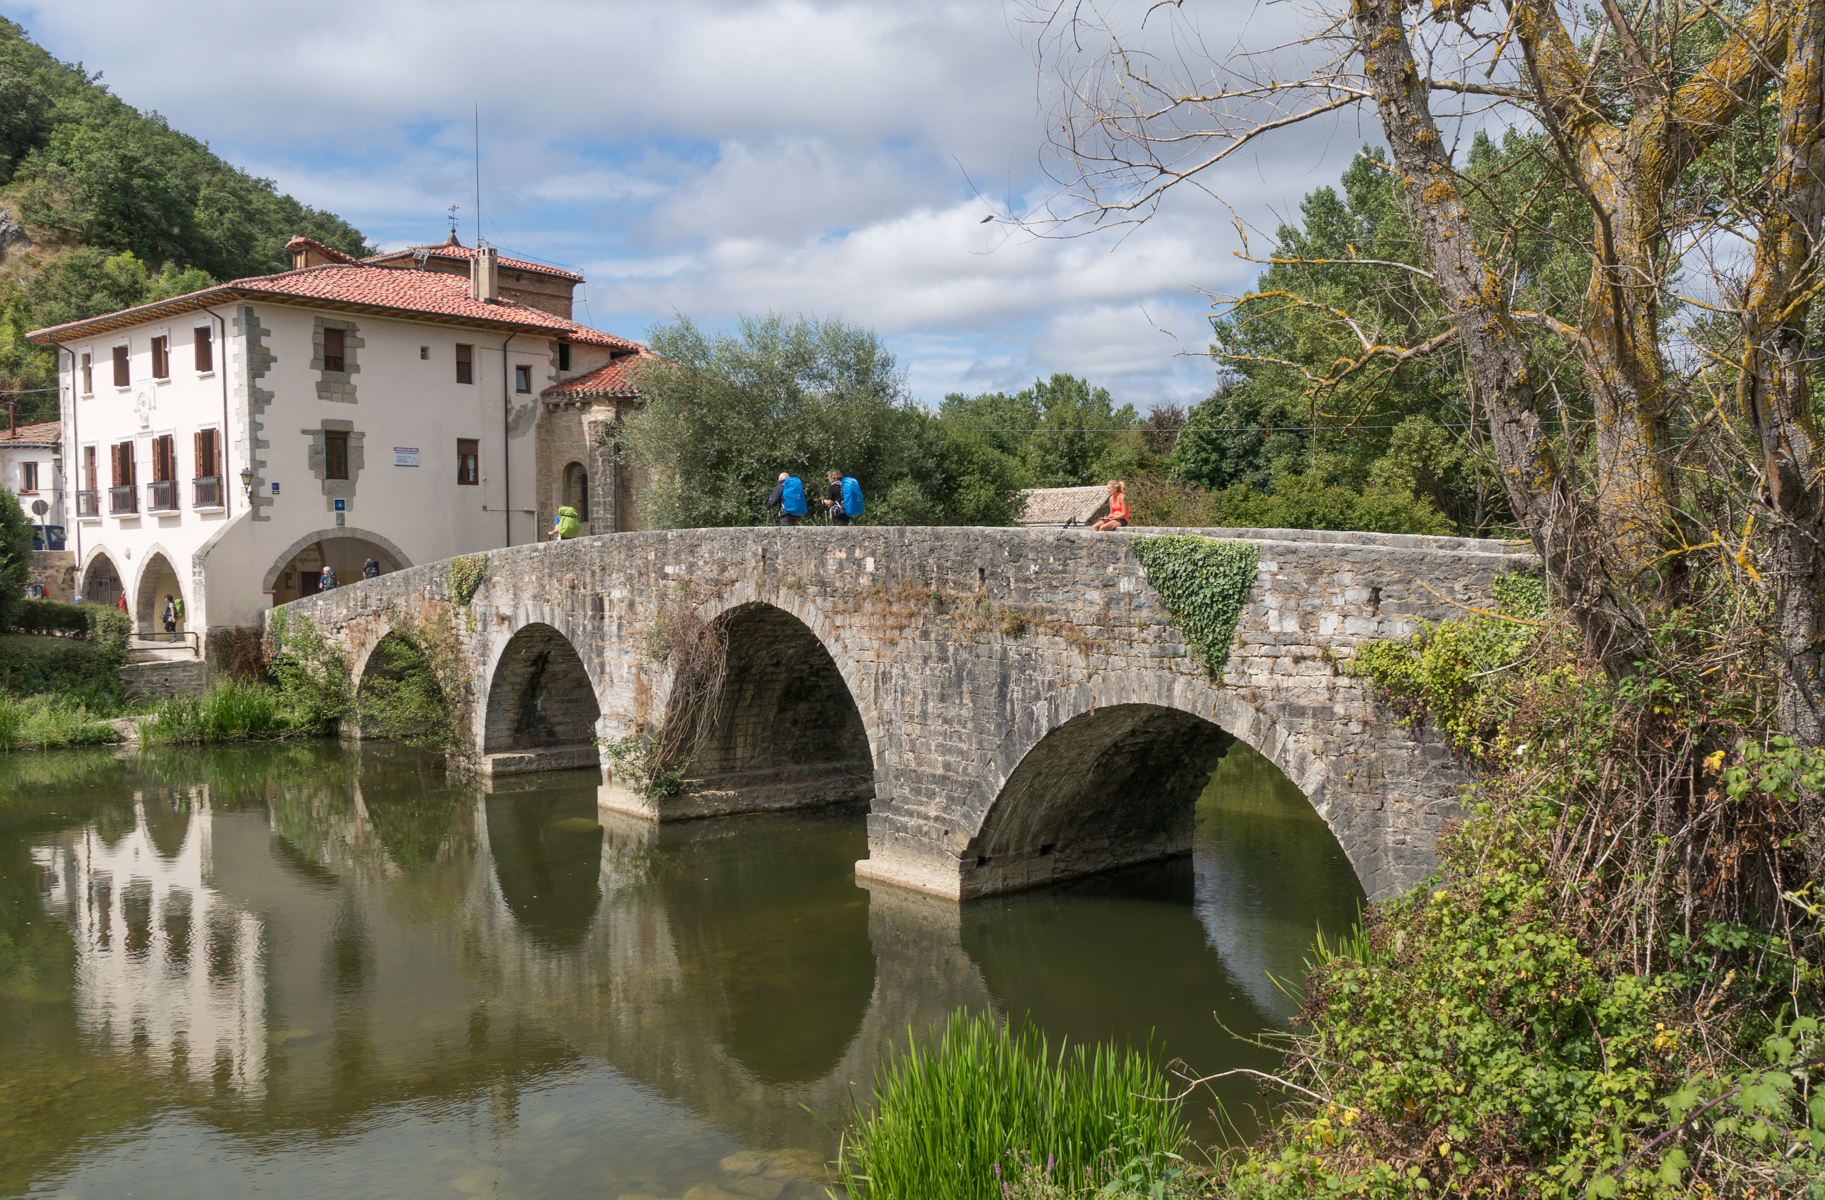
[{"left": 282, "top": 525, "right": 1537, "bottom": 904}]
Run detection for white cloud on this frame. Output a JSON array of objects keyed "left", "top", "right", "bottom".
[{"left": 20, "top": 0, "right": 1379, "bottom": 406}]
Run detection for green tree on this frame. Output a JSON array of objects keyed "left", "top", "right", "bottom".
[
  {"left": 625, "top": 313, "right": 915, "bottom": 528},
  {"left": 0, "top": 487, "right": 32, "bottom": 630}
]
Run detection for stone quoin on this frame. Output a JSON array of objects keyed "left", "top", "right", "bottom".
[{"left": 274, "top": 525, "right": 1538, "bottom": 903}]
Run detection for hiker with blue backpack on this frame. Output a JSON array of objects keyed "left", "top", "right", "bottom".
[
  {"left": 823, "top": 469, "right": 863, "bottom": 526},
  {"left": 768, "top": 472, "right": 808, "bottom": 526}
]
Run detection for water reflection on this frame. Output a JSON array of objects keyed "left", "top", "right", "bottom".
[{"left": 0, "top": 739, "right": 1363, "bottom": 1199}]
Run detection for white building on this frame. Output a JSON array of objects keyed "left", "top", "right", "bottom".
[
  {"left": 0, "top": 418, "right": 64, "bottom": 533},
  {"left": 30, "top": 235, "right": 644, "bottom": 637}
]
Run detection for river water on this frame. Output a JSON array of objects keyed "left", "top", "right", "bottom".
[{"left": 0, "top": 741, "right": 1362, "bottom": 1200}]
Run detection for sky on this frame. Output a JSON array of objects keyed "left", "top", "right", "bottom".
[{"left": 15, "top": 0, "right": 1384, "bottom": 412}]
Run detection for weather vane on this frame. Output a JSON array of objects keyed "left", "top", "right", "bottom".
[{"left": 448, "top": 204, "right": 460, "bottom": 237}]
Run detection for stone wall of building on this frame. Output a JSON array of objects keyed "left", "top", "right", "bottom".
[
  {"left": 29, "top": 550, "right": 74, "bottom": 600},
  {"left": 275, "top": 525, "right": 1538, "bottom": 903}
]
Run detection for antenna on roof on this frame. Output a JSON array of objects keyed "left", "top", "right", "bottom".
[{"left": 474, "top": 102, "right": 484, "bottom": 248}]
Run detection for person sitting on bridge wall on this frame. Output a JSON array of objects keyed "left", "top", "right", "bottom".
[
  {"left": 823, "top": 469, "right": 863, "bottom": 526},
  {"left": 552, "top": 506, "right": 582, "bottom": 540},
  {"left": 768, "top": 473, "right": 808, "bottom": 527},
  {"left": 1090, "top": 480, "right": 1129, "bottom": 531}
]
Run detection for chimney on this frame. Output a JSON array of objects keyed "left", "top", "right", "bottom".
[{"left": 471, "top": 246, "right": 500, "bottom": 303}]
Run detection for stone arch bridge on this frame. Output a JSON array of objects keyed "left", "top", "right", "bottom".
[{"left": 274, "top": 526, "right": 1536, "bottom": 902}]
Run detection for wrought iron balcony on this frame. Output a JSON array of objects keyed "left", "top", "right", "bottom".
[
  {"left": 108, "top": 485, "right": 137, "bottom": 515},
  {"left": 76, "top": 490, "right": 99, "bottom": 518},
  {"left": 147, "top": 480, "right": 177, "bottom": 512},
  {"left": 193, "top": 476, "right": 222, "bottom": 509}
]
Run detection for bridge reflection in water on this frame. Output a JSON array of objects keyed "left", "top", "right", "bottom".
[{"left": 6, "top": 740, "right": 1361, "bottom": 1200}]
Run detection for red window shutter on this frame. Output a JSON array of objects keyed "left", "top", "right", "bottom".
[
  {"left": 194, "top": 327, "right": 213, "bottom": 373},
  {"left": 110, "top": 444, "right": 121, "bottom": 487},
  {"left": 113, "top": 345, "right": 130, "bottom": 387}
]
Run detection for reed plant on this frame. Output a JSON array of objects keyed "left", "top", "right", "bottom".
[
  {"left": 141, "top": 680, "right": 296, "bottom": 744},
  {"left": 834, "top": 1008, "right": 1188, "bottom": 1200}
]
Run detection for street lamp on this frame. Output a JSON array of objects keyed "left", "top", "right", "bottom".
[{"left": 239, "top": 467, "right": 254, "bottom": 498}]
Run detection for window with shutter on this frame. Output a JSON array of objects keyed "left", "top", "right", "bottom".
[
  {"left": 111, "top": 444, "right": 123, "bottom": 487},
  {"left": 194, "top": 429, "right": 218, "bottom": 478},
  {"left": 325, "top": 432, "right": 349, "bottom": 480},
  {"left": 456, "top": 344, "right": 473, "bottom": 384},
  {"left": 112, "top": 344, "right": 130, "bottom": 387},
  {"left": 457, "top": 439, "right": 479, "bottom": 485},
  {"left": 150, "top": 336, "right": 170, "bottom": 379},
  {"left": 152, "top": 435, "right": 174, "bottom": 483},
  {"left": 324, "top": 327, "right": 345, "bottom": 372},
  {"left": 21, "top": 463, "right": 37, "bottom": 493},
  {"left": 84, "top": 446, "right": 97, "bottom": 491},
  {"left": 194, "top": 326, "right": 213, "bottom": 373},
  {"left": 81, "top": 352, "right": 93, "bottom": 395}
]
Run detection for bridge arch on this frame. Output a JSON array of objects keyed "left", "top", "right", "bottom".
[
  {"left": 951, "top": 669, "right": 1379, "bottom": 898},
  {"left": 676, "top": 584, "right": 886, "bottom": 811},
  {"left": 481, "top": 616, "right": 603, "bottom": 762}
]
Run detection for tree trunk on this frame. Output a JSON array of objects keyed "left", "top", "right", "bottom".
[
  {"left": 1351, "top": 0, "right": 1650, "bottom": 673},
  {"left": 1743, "top": 1, "right": 1825, "bottom": 746}
]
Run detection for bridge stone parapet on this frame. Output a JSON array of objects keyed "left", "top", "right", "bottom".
[{"left": 275, "top": 525, "right": 1537, "bottom": 902}]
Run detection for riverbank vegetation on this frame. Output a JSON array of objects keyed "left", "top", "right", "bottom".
[
  {"left": 835, "top": 1009, "right": 1187, "bottom": 1200},
  {"left": 0, "top": 491, "right": 132, "bottom": 749},
  {"left": 1201, "top": 580, "right": 1825, "bottom": 1198}
]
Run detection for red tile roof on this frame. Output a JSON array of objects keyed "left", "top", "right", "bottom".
[
  {"left": 28, "top": 263, "right": 637, "bottom": 349},
  {"left": 541, "top": 353, "right": 650, "bottom": 399},
  {"left": 365, "top": 234, "right": 585, "bottom": 282},
  {"left": 0, "top": 420, "right": 59, "bottom": 447}
]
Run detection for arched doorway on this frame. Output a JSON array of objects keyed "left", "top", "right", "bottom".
[
  {"left": 959, "top": 704, "right": 1235, "bottom": 898},
  {"left": 269, "top": 533, "right": 406, "bottom": 604},
  {"left": 134, "top": 551, "right": 186, "bottom": 635},
  {"left": 79, "top": 553, "right": 124, "bottom": 608},
  {"left": 562, "top": 461, "right": 588, "bottom": 524},
  {"left": 681, "top": 602, "right": 872, "bottom": 811},
  {"left": 483, "top": 623, "right": 601, "bottom": 758}
]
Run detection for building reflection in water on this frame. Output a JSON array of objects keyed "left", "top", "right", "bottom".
[
  {"left": 8, "top": 738, "right": 1363, "bottom": 1198},
  {"left": 33, "top": 789, "right": 268, "bottom": 1099}
]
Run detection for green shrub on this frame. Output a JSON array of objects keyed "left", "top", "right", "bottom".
[
  {"left": 0, "top": 630, "right": 126, "bottom": 710},
  {"left": 354, "top": 622, "right": 457, "bottom": 749},
  {"left": 1347, "top": 573, "right": 1546, "bottom": 758},
  {"left": 266, "top": 615, "right": 351, "bottom": 734},
  {"left": 12, "top": 597, "right": 89, "bottom": 636},
  {"left": 0, "top": 486, "right": 29, "bottom": 631},
  {"left": 834, "top": 1008, "right": 1187, "bottom": 1200}
]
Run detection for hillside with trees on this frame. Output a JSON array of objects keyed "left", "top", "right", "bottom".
[{"left": 0, "top": 16, "right": 372, "bottom": 426}]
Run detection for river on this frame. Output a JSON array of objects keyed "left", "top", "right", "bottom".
[{"left": 0, "top": 740, "right": 1362, "bottom": 1200}]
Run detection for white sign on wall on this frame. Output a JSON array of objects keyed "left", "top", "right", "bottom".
[{"left": 394, "top": 447, "right": 419, "bottom": 467}]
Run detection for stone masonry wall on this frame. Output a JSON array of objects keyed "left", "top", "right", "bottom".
[{"left": 274, "top": 525, "right": 1539, "bottom": 902}]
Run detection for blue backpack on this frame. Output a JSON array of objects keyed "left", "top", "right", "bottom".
[
  {"left": 781, "top": 476, "right": 807, "bottom": 516},
  {"left": 841, "top": 476, "right": 863, "bottom": 517}
]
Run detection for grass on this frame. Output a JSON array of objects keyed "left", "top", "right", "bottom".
[
  {"left": 0, "top": 693, "right": 122, "bottom": 750},
  {"left": 140, "top": 680, "right": 300, "bottom": 745},
  {"left": 834, "top": 1008, "right": 1189, "bottom": 1200}
]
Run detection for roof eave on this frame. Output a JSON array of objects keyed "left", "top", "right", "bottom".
[{"left": 29, "top": 286, "right": 629, "bottom": 348}]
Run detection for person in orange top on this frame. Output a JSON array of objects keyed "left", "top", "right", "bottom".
[{"left": 1091, "top": 480, "right": 1129, "bottom": 530}]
